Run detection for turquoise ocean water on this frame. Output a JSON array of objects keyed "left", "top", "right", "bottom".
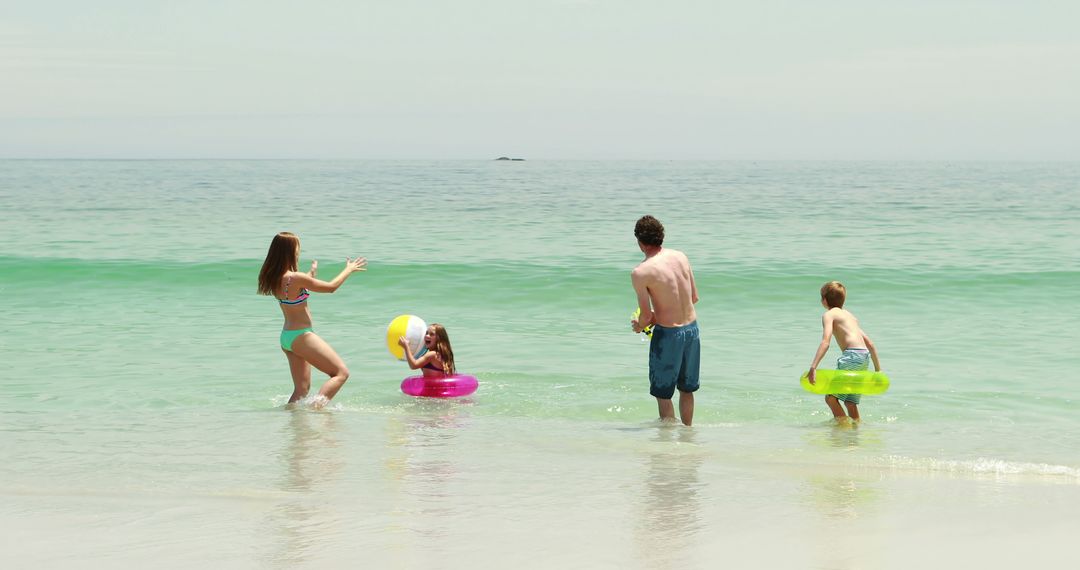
[{"left": 3, "top": 160, "right": 1079, "bottom": 567}]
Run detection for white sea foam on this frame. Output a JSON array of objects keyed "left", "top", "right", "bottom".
[{"left": 877, "top": 455, "right": 1080, "bottom": 481}]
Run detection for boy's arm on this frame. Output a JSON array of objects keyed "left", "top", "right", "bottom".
[
  {"left": 630, "top": 269, "right": 654, "bottom": 333},
  {"left": 863, "top": 332, "right": 881, "bottom": 371},
  {"left": 808, "top": 313, "right": 834, "bottom": 384}
]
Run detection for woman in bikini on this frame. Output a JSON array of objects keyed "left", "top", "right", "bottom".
[{"left": 257, "top": 232, "right": 367, "bottom": 405}]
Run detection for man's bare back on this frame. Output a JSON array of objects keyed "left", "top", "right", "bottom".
[{"left": 632, "top": 248, "right": 698, "bottom": 328}]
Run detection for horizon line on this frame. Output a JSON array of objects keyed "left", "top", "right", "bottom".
[{"left": 2, "top": 157, "right": 1078, "bottom": 163}]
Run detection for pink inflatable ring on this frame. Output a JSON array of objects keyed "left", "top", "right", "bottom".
[{"left": 400, "top": 374, "right": 479, "bottom": 398}]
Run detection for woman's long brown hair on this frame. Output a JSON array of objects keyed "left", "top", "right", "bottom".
[
  {"left": 429, "top": 323, "right": 456, "bottom": 375},
  {"left": 257, "top": 232, "right": 300, "bottom": 296}
]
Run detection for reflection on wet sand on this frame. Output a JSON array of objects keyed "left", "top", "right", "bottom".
[
  {"left": 636, "top": 425, "right": 705, "bottom": 570},
  {"left": 802, "top": 424, "right": 884, "bottom": 519},
  {"left": 384, "top": 400, "right": 471, "bottom": 562},
  {"left": 801, "top": 423, "right": 885, "bottom": 570},
  {"left": 266, "top": 409, "right": 345, "bottom": 569}
]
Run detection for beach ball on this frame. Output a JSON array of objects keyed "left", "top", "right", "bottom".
[{"left": 386, "top": 314, "right": 427, "bottom": 360}]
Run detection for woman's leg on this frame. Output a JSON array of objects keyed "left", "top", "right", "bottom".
[
  {"left": 290, "top": 333, "right": 350, "bottom": 403},
  {"left": 283, "top": 348, "right": 312, "bottom": 404}
]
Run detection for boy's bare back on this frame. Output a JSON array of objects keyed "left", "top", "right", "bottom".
[{"left": 824, "top": 307, "right": 868, "bottom": 350}]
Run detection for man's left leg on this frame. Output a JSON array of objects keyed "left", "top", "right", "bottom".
[{"left": 678, "top": 390, "right": 694, "bottom": 426}]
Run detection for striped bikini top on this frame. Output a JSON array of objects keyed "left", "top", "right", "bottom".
[{"left": 278, "top": 275, "right": 310, "bottom": 305}]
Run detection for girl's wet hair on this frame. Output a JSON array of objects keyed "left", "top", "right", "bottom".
[
  {"left": 257, "top": 232, "right": 300, "bottom": 296},
  {"left": 429, "top": 323, "right": 456, "bottom": 375}
]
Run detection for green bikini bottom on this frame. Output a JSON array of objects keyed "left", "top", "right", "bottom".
[{"left": 280, "top": 327, "right": 314, "bottom": 352}]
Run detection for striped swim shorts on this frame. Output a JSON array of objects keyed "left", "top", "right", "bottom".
[{"left": 832, "top": 348, "right": 870, "bottom": 405}]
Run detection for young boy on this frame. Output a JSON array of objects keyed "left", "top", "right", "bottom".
[{"left": 807, "top": 281, "right": 881, "bottom": 422}]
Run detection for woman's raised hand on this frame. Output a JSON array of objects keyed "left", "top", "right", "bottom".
[{"left": 346, "top": 257, "right": 368, "bottom": 273}]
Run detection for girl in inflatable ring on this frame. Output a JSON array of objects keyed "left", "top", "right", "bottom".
[{"left": 398, "top": 323, "right": 456, "bottom": 377}]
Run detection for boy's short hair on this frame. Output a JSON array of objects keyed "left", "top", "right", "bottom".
[
  {"left": 821, "top": 281, "right": 846, "bottom": 308},
  {"left": 635, "top": 215, "right": 664, "bottom": 247}
]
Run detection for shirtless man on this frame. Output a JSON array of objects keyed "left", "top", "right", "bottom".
[
  {"left": 630, "top": 215, "right": 700, "bottom": 426},
  {"left": 807, "top": 281, "right": 882, "bottom": 422}
]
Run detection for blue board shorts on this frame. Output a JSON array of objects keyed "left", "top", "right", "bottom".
[
  {"left": 648, "top": 321, "right": 700, "bottom": 399},
  {"left": 832, "top": 348, "right": 870, "bottom": 405}
]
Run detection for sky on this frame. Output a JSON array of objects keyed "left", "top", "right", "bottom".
[{"left": 1, "top": 0, "right": 1078, "bottom": 159}]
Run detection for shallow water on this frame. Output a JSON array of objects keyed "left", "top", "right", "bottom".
[{"left": 2, "top": 160, "right": 1078, "bottom": 567}]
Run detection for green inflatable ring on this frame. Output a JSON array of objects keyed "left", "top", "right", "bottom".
[{"left": 800, "top": 369, "right": 890, "bottom": 395}]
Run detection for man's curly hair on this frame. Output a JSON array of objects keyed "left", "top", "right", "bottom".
[{"left": 634, "top": 215, "right": 665, "bottom": 247}]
